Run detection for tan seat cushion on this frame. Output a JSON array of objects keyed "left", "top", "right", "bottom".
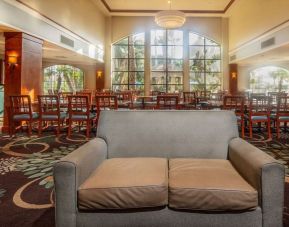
[
  {"left": 169, "top": 159, "right": 258, "bottom": 211},
  {"left": 78, "top": 158, "right": 168, "bottom": 210}
]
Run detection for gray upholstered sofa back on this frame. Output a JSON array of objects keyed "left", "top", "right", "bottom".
[{"left": 97, "top": 110, "right": 239, "bottom": 159}]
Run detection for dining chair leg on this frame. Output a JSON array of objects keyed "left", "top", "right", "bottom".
[
  {"left": 86, "top": 120, "right": 90, "bottom": 139},
  {"left": 249, "top": 120, "right": 253, "bottom": 138},
  {"left": 38, "top": 120, "right": 42, "bottom": 136},
  {"left": 276, "top": 120, "right": 280, "bottom": 139},
  {"left": 57, "top": 119, "right": 61, "bottom": 136},
  {"left": 68, "top": 120, "right": 72, "bottom": 138},
  {"left": 28, "top": 121, "right": 32, "bottom": 137},
  {"left": 241, "top": 119, "right": 245, "bottom": 138},
  {"left": 10, "top": 121, "right": 14, "bottom": 137},
  {"left": 267, "top": 119, "right": 271, "bottom": 139}
]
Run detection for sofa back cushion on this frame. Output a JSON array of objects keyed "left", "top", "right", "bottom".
[{"left": 97, "top": 110, "right": 238, "bottom": 159}]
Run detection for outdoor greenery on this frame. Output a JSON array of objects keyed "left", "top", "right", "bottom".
[
  {"left": 43, "top": 65, "right": 84, "bottom": 94},
  {"left": 112, "top": 33, "right": 145, "bottom": 92},
  {"left": 249, "top": 66, "right": 289, "bottom": 93},
  {"left": 189, "top": 33, "right": 222, "bottom": 92}
]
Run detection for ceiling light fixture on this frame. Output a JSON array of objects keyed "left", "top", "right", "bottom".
[{"left": 155, "top": 0, "right": 186, "bottom": 29}]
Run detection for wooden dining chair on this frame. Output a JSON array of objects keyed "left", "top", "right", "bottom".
[
  {"left": 9, "top": 95, "right": 39, "bottom": 137},
  {"left": 182, "top": 92, "right": 197, "bottom": 109},
  {"left": 38, "top": 95, "right": 66, "bottom": 136},
  {"left": 95, "top": 95, "right": 118, "bottom": 127},
  {"left": 59, "top": 92, "right": 73, "bottom": 111},
  {"left": 67, "top": 95, "right": 96, "bottom": 138},
  {"left": 223, "top": 95, "right": 245, "bottom": 138},
  {"left": 196, "top": 90, "right": 211, "bottom": 109},
  {"left": 275, "top": 95, "right": 289, "bottom": 138},
  {"left": 76, "top": 91, "right": 93, "bottom": 107},
  {"left": 156, "top": 95, "right": 179, "bottom": 110},
  {"left": 115, "top": 91, "right": 133, "bottom": 109},
  {"left": 247, "top": 95, "right": 271, "bottom": 139}
]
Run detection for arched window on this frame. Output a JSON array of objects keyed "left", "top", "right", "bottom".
[
  {"left": 151, "top": 30, "right": 183, "bottom": 93},
  {"left": 43, "top": 65, "right": 84, "bottom": 94},
  {"left": 249, "top": 66, "right": 289, "bottom": 93},
  {"left": 189, "top": 33, "right": 221, "bottom": 92},
  {"left": 112, "top": 33, "right": 145, "bottom": 92}
]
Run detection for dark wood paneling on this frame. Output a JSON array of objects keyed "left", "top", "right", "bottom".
[
  {"left": 229, "top": 64, "right": 238, "bottom": 94},
  {"left": 2, "top": 32, "right": 43, "bottom": 133},
  {"left": 96, "top": 67, "right": 105, "bottom": 90}
]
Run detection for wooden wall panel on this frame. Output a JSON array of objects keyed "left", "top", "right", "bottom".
[{"left": 2, "top": 32, "right": 43, "bottom": 133}]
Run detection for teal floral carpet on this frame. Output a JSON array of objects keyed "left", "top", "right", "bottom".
[{"left": 0, "top": 131, "right": 288, "bottom": 227}]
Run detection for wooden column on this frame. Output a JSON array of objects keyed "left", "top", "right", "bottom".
[
  {"left": 2, "top": 32, "right": 43, "bottom": 133},
  {"left": 229, "top": 63, "right": 238, "bottom": 94}
]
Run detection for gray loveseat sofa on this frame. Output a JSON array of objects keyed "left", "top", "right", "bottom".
[{"left": 54, "top": 110, "right": 284, "bottom": 227}]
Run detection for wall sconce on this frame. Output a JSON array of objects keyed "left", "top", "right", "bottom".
[
  {"left": 7, "top": 56, "right": 18, "bottom": 69},
  {"left": 97, "top": 70, "right": 103, "bottom": 78},
  {"left": 231, "top": 72, "right": 237, "bottom": 79}
]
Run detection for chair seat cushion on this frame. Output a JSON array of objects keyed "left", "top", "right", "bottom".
[
  {"left": 279, "top": 116, "right": 289, "bottom": 121},
  {"left": 42, "top": 112, "right": 67, "bottom": 120},
  {"left": 169, "top": 159, "right": 258, "bottom": 211},
  {"left": 250, "top": 116, "right": 268, "bottom": 121},
  {"left": 71, "top": 113, "right": 95, "bottom": 120},
  {"left": 78, "top": 158, "right": 168, "bottom": 210},
  {"left": 13, "top": 112, "right": 38, "bottom": 120}
]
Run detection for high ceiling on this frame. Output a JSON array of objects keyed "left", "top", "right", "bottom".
[{"left": 101, "top": 0, "right": 234, "bottom": 13}]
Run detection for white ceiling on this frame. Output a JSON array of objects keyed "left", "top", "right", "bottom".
[{"left": 103, "top": 0, "right": 232, "bottom": 11}]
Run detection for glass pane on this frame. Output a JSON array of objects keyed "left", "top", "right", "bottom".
[
  {"left": 206, "top": 84, "right": 221, "bottom": 92},
  {"left": 151, "top": 72, "right": 166, "bottom": 84},
  {"left": 190, "top": 72, "right": 205, "bottom": 84},
  {"left": 129, "top": 72, "right": 144, "bottom": 84},
  {"left": 168, "top": 46, "right": 183, "bottom": 59},
  {"left": 113, "top": 59, "right": 128, "bottom": 71},
  {"left": 168, "top": 72, "right": 183, "bottom": 85},
  {"left": 168, "top": 59, "right": 183, "bottom": 71},
  {"left": 190, "top": 84, "right": 205, "bottom": 91},
  {"left": 151, "top": 84, "right": 166, "bottom": 92},
  {"left": 113, "top": 45, "right": 128, "bottom": 58},
  {"left": 190, "top": 60, "right": 205, "bottom": 72},
  {"left": 129, "top": 59, "right": 144, "bottom": 71},
  {"left": 206, "top": 73, "right": 222, "bottom": 85},
  {"left": 189, "top": 33, "right": 205, "bottom": 45},
  {"left": 151, "top": 59, "right": 166, "bottom": 71},
  {"left": 189, "top": 46, "right": 204, "bottom": 59},
  {"left": 129, "top": 33, "right": 145, "bottom": 45},
  {"left": 167, "top": 85, "right": 183, "bottom": 93},
  {"left": 112, "top": 85, "right": 129, "bottom": 91},
  {"left": 206, "top": 38, "right": 219, "bottom": 46},
  {"left": 167, "top": 30, "right": 183, "bottom": 45},
  {"left": 115, "top": 38, "right": 128, "bottom": 45},
  {"left": 151, "top": 46, "right": 166, "bottom": 58},
  {"left": 129, "top": 46, "right": 145, "bottom": 58},
  {"left": 112, "top": 72, "right": 128, "bottom": 84},
  {"left": 151, "top": 30, "right": 166, "bottom": 45},
  {"left": 205, "top": 46, "right": 221, "bottom": 59},
  {"left": 130, "top": 84, "right": 144, "bottom": 92},
  {"left": 206, "top": 60, "right": 221, "bottom": 72}
]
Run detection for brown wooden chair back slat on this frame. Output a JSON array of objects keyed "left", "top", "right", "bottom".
[
  {"left": 249, "top": 95, "right": 271, "bottom": 116},
  {"left": 156, "top": 95, "right": 179, "bottom": 109},
  {"left": 38, "top": 95, "right": 60, "bottom": 116},
  {"left": 10, "top": 95, "right": 32, "bottom": 115}
]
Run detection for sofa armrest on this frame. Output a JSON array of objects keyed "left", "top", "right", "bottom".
[
  {"left": 53, "top": 138, "right": 107, "bottom": 227},
  {"left": 228, "top": 137, "right": 284, "bottom": 227}
]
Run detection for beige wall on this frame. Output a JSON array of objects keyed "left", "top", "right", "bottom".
[
  {"left": 21, "top": 0, "right": 106, "bottom": 46},
  {"left": 227, "top": 0, "right": 289, "bottom": 51},
  {"left": 107, "top": 16, "right": 229, "bottom": 91}
]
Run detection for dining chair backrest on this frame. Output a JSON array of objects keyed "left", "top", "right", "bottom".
[
  {"left": 277, "top": 95, "right": 289, "bottom": 115},
  {"left": 95, "top": 95, "right": 118, "bottom": 112},
  {"left": 76, "top": 91, "right": 93, "bottom": 105},
  {"left": 223, "top": 95, "right": 245, "bottom": 116},
  {"left": 10, "top": 95, "right": 32, "bottom": 116},
  {"left": 68, "top": 95, "right": 90, "bottom": 117},
  {"left": 268, "top": 91, "right": 287, "bottom": 105},
  {"left": 183, "top": 92, "right": 196, "bottom": 104},
  {"left": 156, "top": 95, "right": 179, "bottom": 109},
  {"left": 249, "top": 95, "right": 271, "bottom": 116},
  {"left": 38, "top": 95, "right": 60, "bottom": 116}
]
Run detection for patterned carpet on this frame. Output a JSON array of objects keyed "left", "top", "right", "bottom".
[{"left": 0, "top": 131, "right": 289, "bottom": 227}]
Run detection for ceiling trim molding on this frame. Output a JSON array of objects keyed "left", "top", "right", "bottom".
[
  {"left": 15, "top": 0, "right": 93, "bottom": 45},
  {"left": 100, "top": 0, "right": 235, "bottom": 14}
]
